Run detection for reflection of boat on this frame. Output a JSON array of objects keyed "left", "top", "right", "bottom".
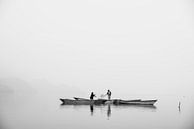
[
  {"left": 60, "top": 104, "right": 156, "bottom": 119},
  {"left": 60, "top": 98, "right": 157, "bottom": 105}
]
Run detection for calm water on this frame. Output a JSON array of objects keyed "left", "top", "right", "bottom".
[{"left": 0, "top": 93, "right": 193, "bottom": 129}]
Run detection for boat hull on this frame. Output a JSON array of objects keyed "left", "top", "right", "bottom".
[
  {"left": 119, "top": 100, "right": 157, "bottom": 105},
  {"left": 60, "top": 99, "right": 107, "bottom": 105}
]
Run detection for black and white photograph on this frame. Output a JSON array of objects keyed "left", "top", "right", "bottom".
[{"left": 0, "top": 0, "right": 194, "bottom": 129}]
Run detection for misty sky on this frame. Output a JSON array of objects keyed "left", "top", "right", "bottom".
[{"left": 0, "top": 0, "right": 193, "bottom": 96}]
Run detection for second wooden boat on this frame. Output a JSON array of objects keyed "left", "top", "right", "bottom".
[{"left": 118, "top": 100, "right": 157, "bottom": 105}]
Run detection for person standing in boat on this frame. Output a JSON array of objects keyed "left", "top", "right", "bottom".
[
  {"left": 107, "top": 90, "right": 111, "bottom": 100},
  {"left": 90, "top": 92, "right": 96, "bottom": 100}
]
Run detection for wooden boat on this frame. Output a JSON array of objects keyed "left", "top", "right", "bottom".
[
  {"left": 120, "top": 99, "right": 142, "bottom": 102},
  {"left": 112, "top": 99, "right": 141, "bottom": 105},
  {"left": 73, "top": 97, "right": 90, "bottom": 100},
  {"left": 118, "top": 99, "right": 157, "bottom": 105},
  {"left": 60, "top": 98, "right": 157, "bottom": 105},
  {"left": 60, "top": 98, "right": 107, "bottom": 105}
]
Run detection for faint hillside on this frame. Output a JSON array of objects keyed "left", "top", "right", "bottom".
[{"left": 0, "top": 78, "right": 35, "bottom": 95}]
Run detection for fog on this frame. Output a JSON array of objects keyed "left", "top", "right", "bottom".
[{"left": 0, "top": 0, "right": 194, "bottom": 97}]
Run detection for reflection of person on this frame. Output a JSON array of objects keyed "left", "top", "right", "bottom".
[
  {"left": 90, "top": 105, "right": 94, "bottom": 116},
  {"left": 107, "top": 104, "right": 111, "bottom": 119},
  {"left": 107, "top": 90, "right": 111, "bottom": 100},
  {"left": 90, "top": 92, "right": 96, "bottom": 100}
]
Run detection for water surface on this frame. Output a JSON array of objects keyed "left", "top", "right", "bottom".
[{"left": 0, "top": 93, "right": 193, "bottom": 129}]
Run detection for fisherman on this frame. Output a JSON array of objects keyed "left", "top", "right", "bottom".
[
  {"left": 107, "top": 90, "right": 111, "bottom": 100},
  {"left": 90, "top": 92, "right": 96, "bottom": 100}
]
